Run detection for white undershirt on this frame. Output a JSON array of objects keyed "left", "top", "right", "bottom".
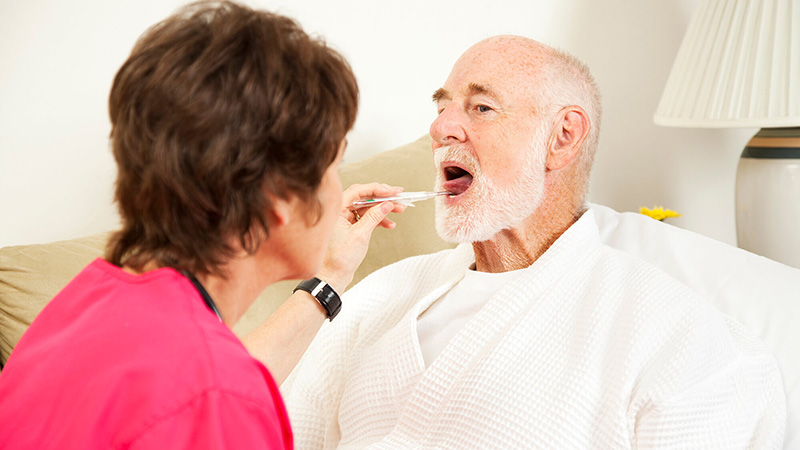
[{"left": 416, "top": 266, "right": 527, "bottom": 367}]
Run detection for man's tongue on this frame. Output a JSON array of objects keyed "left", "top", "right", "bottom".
[{"left": 443, "top": 166, "right": 473, "bottom": 195}]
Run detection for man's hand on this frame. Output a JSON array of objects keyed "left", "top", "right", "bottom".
[{"left": 316, "top": 183, "right": 407, "bottom": 293}]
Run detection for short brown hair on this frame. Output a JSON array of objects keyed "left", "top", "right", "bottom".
[{"left": 106, "top": 0, "right": 358, "bottom": 276}]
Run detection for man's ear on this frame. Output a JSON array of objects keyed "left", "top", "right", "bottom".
[{"left": 546, "top": 106, "right": 590, "bottom": 171}]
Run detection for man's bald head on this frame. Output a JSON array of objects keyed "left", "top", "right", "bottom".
[{"left": 451, "top": 36, "right": 602, "bottom": 191}]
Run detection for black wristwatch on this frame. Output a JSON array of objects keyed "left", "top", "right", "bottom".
[{"left": 293, "top": 278, "right": 342, "bottom": 320}]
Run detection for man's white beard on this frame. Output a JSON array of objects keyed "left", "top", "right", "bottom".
[{"left": 434, "top": 130, "right": 549, "bottom": 244}]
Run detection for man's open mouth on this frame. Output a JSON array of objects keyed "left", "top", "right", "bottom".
[{"left": 442, "top": 163, "right": 474, "bottom": 196}]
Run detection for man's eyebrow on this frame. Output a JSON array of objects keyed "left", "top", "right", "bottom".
[
  {"left": 467, "top": 83, "right": 495, "bottom": 98},
  {"left": 432, "top": 88, "right": 449, "bottom": 103},
  {"left": 432, "top": 84, "right": 498, "bottom": 103}
]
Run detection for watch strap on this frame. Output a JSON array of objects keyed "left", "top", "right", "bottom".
[{"left": 293, "top": 278, "right": 342, "bottom": 320}]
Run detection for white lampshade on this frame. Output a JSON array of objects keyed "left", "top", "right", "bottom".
[{"left": 654, "top": 0, "right": 800, "bottom": 128}]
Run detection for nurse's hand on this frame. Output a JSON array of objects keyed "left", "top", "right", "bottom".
[
  {"left": 243, "top": 183, "right": 406, "bottom": 382},
  {"left": 316, "top": 183, "right": 406, "bottom": 293}
]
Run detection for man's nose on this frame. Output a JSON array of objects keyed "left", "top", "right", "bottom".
[{"left": 429, "top": 104, "right": 467, "bottom": 146}]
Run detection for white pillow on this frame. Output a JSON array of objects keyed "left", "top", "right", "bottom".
[{"left": 591, "top": 203, "right": 800, "bottom": 449}]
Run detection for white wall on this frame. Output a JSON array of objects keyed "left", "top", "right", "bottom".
[{"left": 0, "top": 0, "right": 755, "bottom": 248}]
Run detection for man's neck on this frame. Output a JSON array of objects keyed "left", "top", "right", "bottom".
[{"left": 472, "top": 199, "right": 585, "bottom": 273}]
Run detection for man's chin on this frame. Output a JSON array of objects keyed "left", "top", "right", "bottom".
[
  {"left": 435, "top": 224, "right": 472, "bottom": 244},
  {"left": 434, "top": 195, "right": 542, "bottom": 244},
  {"left": 435, "top": 209, "right": 503, "bottom": 244}
]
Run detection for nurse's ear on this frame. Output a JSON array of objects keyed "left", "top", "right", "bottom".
[
  {"left": 545, "top": 105, "right": 590, "bottom": 171},
  {"left": 270, "top": 198, "right": 293, "bottom": 227}
]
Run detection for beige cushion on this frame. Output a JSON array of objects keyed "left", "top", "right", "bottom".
[
  {"left": 0, "top": 135, "right": 452, "bottom": 366},
  {"left": 0, "top": 233, "right": 110, "bottom": 365}
]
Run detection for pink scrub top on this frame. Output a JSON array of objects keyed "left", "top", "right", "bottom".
[{"left": 0, "top": 258, "right": 293, "bottom": 449}]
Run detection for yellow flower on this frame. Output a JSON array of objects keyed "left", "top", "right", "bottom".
[{"left": 640, "top": 206, "right": 681, "bottom": 221}]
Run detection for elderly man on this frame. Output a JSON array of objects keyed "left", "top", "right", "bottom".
[{"left": 275, "top": 36, "right": 786, "bottom": 448}]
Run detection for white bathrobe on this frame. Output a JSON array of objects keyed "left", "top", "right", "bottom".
[{"left": 282, "top": 210, "right": 785, "bottom": 449}]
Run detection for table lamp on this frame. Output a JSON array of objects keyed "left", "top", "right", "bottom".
[{"left": 653, "top": 0, "right": 800, "bottom": 268}]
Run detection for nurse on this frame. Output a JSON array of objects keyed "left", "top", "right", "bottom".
[{"left": 0, "top": 1, "right": 402, "bottom": 448}]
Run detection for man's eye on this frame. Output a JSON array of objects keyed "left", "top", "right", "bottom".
[{"left": 477, "top": 105, "right": 492, "bottom": 113}]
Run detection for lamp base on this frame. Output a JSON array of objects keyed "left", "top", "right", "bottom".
[{"left": 735, "top": 127, "right": 800, "bottom": 268}]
